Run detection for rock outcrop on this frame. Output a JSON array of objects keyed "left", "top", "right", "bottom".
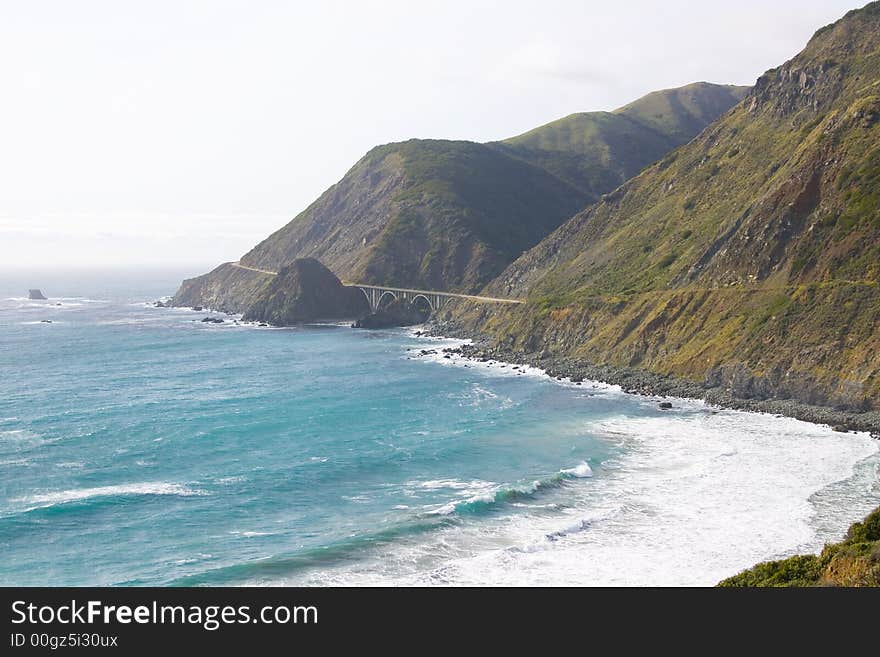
[
  {"left": 28, "top": 289, "right": 47, "bottom": 300},
  {"left": 353, "top": 299, "right": 429, "bottom": 329},
  {"left": 242, "top": 258, "right": 368, "bottom": 326}
]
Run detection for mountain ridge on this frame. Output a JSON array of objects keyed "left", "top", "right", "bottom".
[
  {"left": 172, "top": 82, "right": 747, "bottom": 313},
  {"left": 492, "top": 82, "right": 749, "bottom": 195}
]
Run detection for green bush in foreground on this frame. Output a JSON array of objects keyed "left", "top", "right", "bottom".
[{"left": 719, "top": 506, "right": 880, "bottom": 587}]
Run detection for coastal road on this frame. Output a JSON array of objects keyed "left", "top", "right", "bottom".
[
  {"left": 230, "top": 262, "right": 279, "bottom": 276},
  {"left": 230, "top": 261, "right": 524, "bottom": 305}
]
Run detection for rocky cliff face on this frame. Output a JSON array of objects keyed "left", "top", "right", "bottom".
[
  {"left": 242, "top": 258, "right": 368, "bottom": 326},
  {"left": 457, "top": 1, "right": 880, "bottom": 410},
  {"left": 353, "top": 299, "right": 429, "bottom": 329}
]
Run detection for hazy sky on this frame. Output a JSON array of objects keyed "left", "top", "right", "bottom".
[{"left": 0, "top": 0, "right": 863, "bottom": 268}]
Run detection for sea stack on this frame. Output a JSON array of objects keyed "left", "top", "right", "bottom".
[
  {"left": 242, "top": 258, "right": 369, "bottom": 326},
  {"left": 28, "top": 289, "right": 47, "bottom": 300}
]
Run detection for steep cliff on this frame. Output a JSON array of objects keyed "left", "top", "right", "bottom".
[
  {"left": 456, "top": 1, "right": 880, "bottom": 410},
  {"left": 242, "top": 258, "right": 368, "bottom": 326}
]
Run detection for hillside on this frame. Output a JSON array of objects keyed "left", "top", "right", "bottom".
[
  {"left": 173, "top": 84, "right": 745, "bottom": 313},
  {"left": 241, "top": 140, "right": 589, "bottom": 293},
  {"left": 719, "top": 506, "right": 880, "bottom": 586},
  {"left": 173, "top": 140, "right": 589, "bottom": 311},
  {"left": 452, "top": 1, "right": 880, "bottom": 411},
  {"left": 492, "top": 82, "right": 748, "bottom": 196}
]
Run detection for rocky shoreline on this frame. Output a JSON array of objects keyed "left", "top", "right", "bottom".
[{"left": 427, "top": 319, "right": 880, "bottom": 437}]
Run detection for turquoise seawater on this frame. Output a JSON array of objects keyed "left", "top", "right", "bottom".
[{"left": 1, "top": 269, "right": 879, "bottom": 586}]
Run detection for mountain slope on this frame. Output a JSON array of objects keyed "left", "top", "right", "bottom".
[
  {"left": 491, "top": 82, "right": 749, "bottom": 196},
  {"left": 457, "top": 1, "right": 880, "bottom": 410},
  {"left": 241, "top": 140, "right": 589, "bottom": 293},
  {"left": 173, "top": 140, "right": 589, "bottom": 311},
  {"left": 173, "top": 83, "right": 746, "bottom": 313}
]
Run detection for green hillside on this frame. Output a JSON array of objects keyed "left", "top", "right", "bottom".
[
  {"left": 456, "top": 1, "right": 880, "bottom": 410},
  {"left": 239, "top": 139, "right": 590, "bottom": 294},
  {"left": 616, "top": 82, "right": 750, "bottom": 142},
  {"left": 491, "top": 82, "right": 748, "bottom": 195}
]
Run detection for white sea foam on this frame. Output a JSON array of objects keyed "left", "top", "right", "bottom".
[
  {"left": 408, "top": 478, "right": 494, "bottom": 491},
  {"left": 216, "top": 475, "right": 246, "bottom": 484},
  {"left": 55, "top": 461, "right": 85, "bottom": 469},
  {"left": 561, "top": 462, "right": 593, "bottom": 478},
  {"left": 0, "top": 429, "right": 57, "bottom": 452},
  {"left": 12, "top": 482, "right": 205, "bottom": 510},
  {"left": 267, "top": 410, "right": 880, "bottom": 587},
  {"left": 410, "top": 336, "right": 622, "bottom": 394},
  {"left": 173, "top": 553, "right": 213, "bottom": 565},
  {"left": 0, "top": 458, "right": 31, "bottom": 467}
]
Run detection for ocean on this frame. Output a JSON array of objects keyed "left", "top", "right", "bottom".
[{"left": 1, "top": 268, "right": 878, "bottom": 586}]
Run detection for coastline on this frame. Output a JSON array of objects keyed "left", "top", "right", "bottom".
[
  {"left": 424, "top": 319, "right": 880, "bottom": 438},
  {"left": 164, "top": 299, "right": 880, "bottom": 437}
]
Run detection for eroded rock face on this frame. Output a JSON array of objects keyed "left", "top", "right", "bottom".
[
  {"left": 353, "top": 300, "right": 429, "bottom": 329},
  {"left": 242, "top": 258, "right": 369, "bottom": 326}
]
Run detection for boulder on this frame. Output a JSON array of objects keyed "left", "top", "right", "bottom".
[
  {"left": 353, "top": 299, "right": 430, "bottom": 329},
  {"left": 243, "top": 258, "right": 369, "bottom": 326},
  {"left": 28, "top": 289, "right": 47, "bottom": 300}
]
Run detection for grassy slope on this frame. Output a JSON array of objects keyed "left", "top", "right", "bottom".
[
  {"left": 491, "top": 82, "right": 749, "bottom": 196},
  {"left": 615, "top": 82, "right": 750, "bottom": 142},
  {"left": 719, "top": 506, "right": 880, "bottom": 586},
  {"left": 462, "top": 2, "right": 880, "bottom": 410}
]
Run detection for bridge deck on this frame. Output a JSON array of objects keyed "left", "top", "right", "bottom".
[
  {"left": 343, "top": 283, "right": 523, "bottom": 305},
  {"left": 230, "top": 262, "right": 524, "bottom": 305}
]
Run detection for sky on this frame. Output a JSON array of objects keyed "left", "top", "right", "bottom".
[{"left": 0, "top": 0, "right": 864, "bottom": 269}]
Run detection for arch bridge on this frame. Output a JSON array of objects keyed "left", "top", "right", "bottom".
[
  {"left": 228, "top": 263, "right": 524, "bottom": 313},
  {"left": 355, "top": 286, "right": 449, "bottom": 313},
  {"left": 346, "top": 283, "right": 524, "bottom": 313}
]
